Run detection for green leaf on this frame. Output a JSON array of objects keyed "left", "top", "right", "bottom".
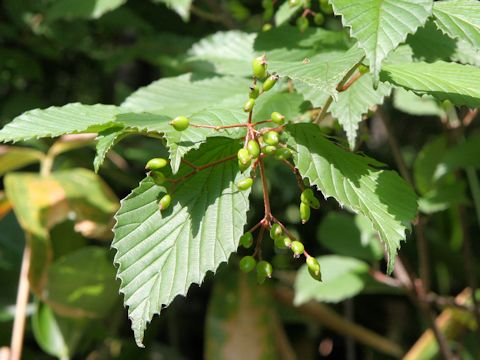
[
  {"left": 414, "top": 136, "right": 448, "bottom": 194},
  {"left": 47, "top": 0, "right": 127, "bottom": 20},
  {"left": 112, "top": 138, "right": 251, "bottom": 347},
  {"left": 393, "top": 88, "right": 446, "bottom": 117},
  {"left": 294, "top": 255, "right": 370, "bottom": 304},
  {"left": 0, "top": 103, "right": 122, "bottom": 143},
  {"left": 381, "top": 61, "right": 480, "bottom": 108},
  {"left": 436, "top": 134, "right": 480, "bottom": 176},
  {"left": 274, "top": 2, "right": 302, "bottom": 26},
  {"left": 152, "top": 0, "right": 192, "bottom": 21},
  {"left": 93, "top": 126, "right": 127, "bottom": 173},
  {"left": 330, "top": 0, "right": 433, "bottom": 82},
  {"left": 433, "top": 0, "right": 480, "bottom": 49},
  {"left": 252, "top": 91, "right": 307, "bottom": 123},
  {"left": 451, "top": 39, "right": 480, "bottom": 66},
  {"left": 286, "top": 124, "right": 417, "bottom": 273},
  {"left": 418, "top": 182, "right": 468, "bottom": 214},
  {"left": 331, "top": 74, "right": 391, "bottom": 148},
  {"left": 0, "top": 146, "right": 44, "bottom": 175}
]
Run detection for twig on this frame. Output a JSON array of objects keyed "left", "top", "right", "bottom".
[
  {"left": 258, "top": 159, "right": 272, "bottom": 222},
  {"left": 170, "top": 154, "right": 237, "bottom": 184}
]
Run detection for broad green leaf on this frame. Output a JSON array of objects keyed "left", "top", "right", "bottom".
[
  {"left": 121, "top": 73, "right": 249, "bottom": 116},
  {"left": 452, "top": 39, "right": 480, "bottom": 66},
  {"left": 393, "top": 88, "right": 446, "bottom": 117},
  {"left": 44, "top": 247, "right": 118, "bottom": 317},
  {"left": 252, "top": 91, "right": 307, "bottom": 123},
  {"left": 330, "top": 0, "right": 433, "bottom": 82},
  {"left": 0, "top": 146, "right": 44, "bottom": 175},
  {"left": 274, "top": 2, "right": 302, "bottom": 26},
  {"left": 418, "top": 182, "right": 468, "bottom": 214},
  {"left": 407, "top": 20, "right": 457, "bottom": 62},
  {"left": 286, "top": 124, "right": 417, "bottom": 273},
  {"left": 47, "top": 0, "right": 127, "bottom": 20},
  {"left": 435, "top": 134, "right": 480, "bottom": 177},
  {"left": 317, "top": 213, "right": 383, "bottom": 262},
  {"left": 112, "top": 138, "right": 251, "bottom": 347},
  {"left": 205, "top": 270, "right": 276, "bottom": 360},
  {"left": 381, "top": 61, "right": 480, "bottom": 108},
  {"left": 414, "top": 136, "right": 448, "bottom": 194},
  {"left": 152, "top": 0, "right": 192, "bottom": 21},
  {"left": 331, "top": 74, "right": 391, "bottom": 148},
  {"left": 294, "top": 256, "right": 370, "bottom": 304},
  {"left": 0, "top": 103, "right": 122, "bottom": 143},
  {"left": 93, "top": 126, "right": 127, "bottom": 173},
  {"left": 433, "top": 0, "right": 480, "bottom": 49}
]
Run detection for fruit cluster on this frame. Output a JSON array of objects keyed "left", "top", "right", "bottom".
[{"left": 288, "top": 0, "right": 334, "bottom": 33}]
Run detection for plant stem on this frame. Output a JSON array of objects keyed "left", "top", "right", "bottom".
[
  {"left": 258, "top": 159, "right": 271, "bottom": 221},
  {"left": 466, "top": 167, "right": 480, "bottom": 228},
  {"left": 171, "top": 154, "right": 237, "bottom": 184},
  {"left": 10, "top": 245, "right": 31, "bottom": 360}
]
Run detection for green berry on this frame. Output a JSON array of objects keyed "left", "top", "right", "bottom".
[
  {"left": 275, "top": 236, "right": 291, "bottom": 250},
  {"left": 296, "top": 16, "right": 309, "bottom": 32},
  {"left": 270, "top": 223, "right": 283, "bottom": 240},
  {"left": 247, "top": 140, "right": 261, "bottom": 159},
  {"left": 289, "top": 0, "right": 301, "bottom": 7},
  {"left": 313, "top": 13, "right": 325, "bottom": 26},
  {"left": 238, "top": 159, "right": 251, "bottom": 172},
  {"left": 262, "top": 145, "right": 277, "bottom": 156},
  {"left": 309, "top": 197, "right": 320, "bottom": 209},
  {"left": 237, "top": 178, "right": 253, "bottom": 191},
  {"left": 256, "top": 260, "right": 273, "bottom": 283},
  {"left": 244, "top": 98, "right": 255, "bottom": 112},
  {"left": 291, "top": 241, "right": 304, "bottom": 257},
  {"left": 240, "top": 256, "right": 256, "bottom": 273},
  {"left": 158, "top": 194, "right": 172, "bottom": 211},
  {"left": 146, "top": 157, "right": 168, "bottom": 171},
  {"left": 252, "top": 55, "right": 268, "bottom": 80},
  {"left": 271, "top": 112, "right": 285, "bottom": 125},
  {"left": 240, "top": 232, "right": 253, "bottom": 248},
  {"left": 262, "top": 23, "right": 273, "bottom": 32},
  {"left": 300, "top": 202, "right": 311, "bottom": 224},
  {"left": 306, "top": 256, "right": 322, "bottom": 281},
  {"left": 170, "top": 116, "right": 190, "bottom": 131},
  {"left": 358, "top": 64, "right": 369, "bottom": 74},
  {"left": 150, "top": 170, "right": 166, "bottom": 185},
  {"left": 249, "top": 85, "right": 260, "bottom": 99},
  {"left": 237, "top": 148, "right": 252, "bottom": 165},
  {"left": 300, "top": 188, "right": 315, "bottom": 204},
  {"left": 264, "top": 131, "right": 279, "bottom": 146},
  {"left": 262, "top": 74, "right": 279, "bottom": 92},
  {"left": 275, "top": 147, "right": 292, "bottom": 160}
]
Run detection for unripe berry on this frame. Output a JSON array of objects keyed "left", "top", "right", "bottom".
[
  {"left": 300, "top": 188, "right": 314, "bottom": 204},
  {"left": 158, "top": 194, "right": 171, "bottom": 211},
  {"left": 306, "top": 256, "right": 322, "bottom": 281},
  {"left": 240, "top": 232, "right": 253, "bottom": 248},
  {"left": 256, "top": 260, "right": 273, "bottom": 283},
  {"left": 247, "top": 140, "right": 261, "bottom": 159},
  {"left": 309, "top": 197, "right": 320, "bottom": 209},
  {"left": 252, "top": 55, "right": 268, "bottom": 80},
  {"left": 271, "top": 111, "right": 285, "bottom": 125},
  {"left": 358, "top": 64, "right": 369, "bottom": 74},
  {"left": 150, "top": 170, "right": 166, "bottom": 185},
  {"left": 237, "top": 178, "right": 253, "bottom": 191},
  {"left": 262, "top": 23, "right": 273, "bottom": 32},
  {"left": 146, "top": 157, "right": 168, "bottom": 171},
  {"left": 275, "top": 236, "right": 291, "bottom": 250},
  {"left": 262, "top": 145, "right": 277, "bottom": 156},
  {"left": 262, "top": 74, "right": 279, "bottom": 92},
  {"left": 289, "top": 0, "right": 301, "bottom": 7},
  {"left": 269, "top": 223, "right": 283, "bottom": 240},
  {"left": 300, "top": 202, "right": 311, "bottom": 224},
  {"left": 264, "top": 131, "right": 279, "bottom": 146},
  {"left": 249, "top": 85, "right": 260, "bottom": 99},
  {"left": 170, "top": 116, "right": 190, "bottom": 131},
  {"left": 291, "top": 241, "right": 304, "bottom": 257},
  {"left": 314, "top": 13, "right": 325, "bottom": 26},
  {"left": 238, "top": 159, "right": 251, "bottom": 172},
  {"left": 237, "top": 148, "right": 252, "bottom": 165},
  {"left": 296, "top": 16, "right": 309, "bottom": 32},
  {"left": 240, "top": 256, "right": 256, "bottom": 273},
  {"left": 275, "top": 147, "right": 292, "bottom": 160},
  {"left": 244, "top": 98, "right": 255, "bottom": 112}
]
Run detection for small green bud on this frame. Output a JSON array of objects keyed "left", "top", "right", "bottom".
[
  {"left": 256, "top": 260, "right": 273, "bottom": 283},
  {"left": 170, "top": 116, "right": 190, "bottom": 131},
  {"left": 150, "top": 170, "right": 166, "bottom": 185},
  {"left": 262, "top": 74, "right": 279, "bottom": 92},
  {"left": 275, "top": 236, "right": 292, "bottom": 250},
  {"left": 158, "top": 194, "right": 172, "bottom": 211},
  {"left": 249, "top": 85, "right": 260, "bottom": 99},
  {"left": 296, "top": 16, "right": 309, "bottom": 32},
  {"left": 262, "top": 145, "right": 277, "bottom": 156},
  {"left": 291, "top": 241, "right": 304, "bottom": 257},
  {"left": 252, "top": 55, "right": 268, "bottom": 80},
  {"left": 300, "top": 202, "right": 311, "bottom": 224},
  {"left": 314, "top": 13, "right": 325, "bottom": 26},
  {"left": 358, "top": 64, "right": 369, "bottom": 74},
  {"left": 262, "top": 23, "right": 273, "bottom": 32},
  {"left": 271, "top": 111, "right": 285, "bottom": 125},
  {"left": 237, "top": 178, "right": 253, "bottom": 191},
  {"left": 240, "top": 256, "right": 256, "bottom": 273},
  {"left": 240, "top": 232, "right": 254, "bottom": 248},
  {"left": 247, "top": 140, "right": 261, "bottom": 159},
  {"left": 237, "top": 148, "right": 252, "bottom": 165},
  {"left": 244, "top": 98, "right": 255, "bottom": 112},
  {"left": 306, "top": 256, "right": 322, "bottom": 281},
  {"left": 264, "top": 131, "right": 279, "bottom": 146},
  {"left": 146, "top": 157, "right": 168, "bottom": 171},
  {"left": 270, "top": 223, "right": 283, "bottom": 240},
  {"left": 275, "top": 147, "right": 292, "bottom": 160}
]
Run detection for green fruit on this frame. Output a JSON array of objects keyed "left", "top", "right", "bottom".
[
  {"left": 262, "top": 145, "right": 277, "bottom": 156},
  {"left": 291, "top": 241, "right": 304, "bottom": 257},
  {"left": 306, "top": 256, "right": 322, "bottom": 281},
  {"left": 300, "top": 188, "right": 314, "bottom": 204},
  {"left": 313, "top": 13, "right": 325, "bottom": 25},
  {"left": 252, "top": 55, "right": 268, "bottom": 80},
  {"left": 300, "top": 202, "right": 311, "bottom": 224},
  {"left": 271, "top": 111, "right": 285, "bottom": 125},
  {"left": 238, "top": 159, "right": 251, "bottom": 172},
  {"left": 158, "top": 194, "right": 172, "bottom": 211},
  {"left": 275, "top": 236, "right": 291, "bottom": 250},
  {"left": 262, "top": 23, "right": 273, "bottom": 32},
  {"left": 262, "top": 74, "right": 279, "bottom": 92},
  {"left": 150, "top": 170, "right": 166, "bottom": 185},
  {"left": 275, "top": 147, "right": 292, "bottom": 160},
  {"left": 237, "top": 178, "right": 253, "bottom": 191},
  {"left": 289, "top": 0, "right": 301, "bottom": 7},
  {"left": 237, "top": 148, "right": 252, "bottom": 165},
  {"left": 358, "top": 64, "right": 369, "bottom": 74},
  {"left": 145, "top": 157, "right": 168, "bottom": 171},
  {"left": 309, "top": 197, "right": 320, "bottom": 209},
  {"left": 264, "top": 131, "right": 279, "bottom": 146},
  {"left": 249, "top": 85, "right": 260, "bottom": 99},
  {"left": 170, "top": 116, "right": 190, "bottom": 131},
  {"left": 256, "top": 260, "right": 273, "bottom": 283},
  {"left": 296, "top": 16, "right": 309, "bottom": 32},
  {"left": 270, "top": 223, "right": 283, "bottom": 240},
  {"left": 244, "top": 98, "right": 255, "bottom": 112},
  {"left": 240, "top": 232, "right": 253, "bottom": 248},
  {"left": 240, "top": 256, "right": 256, "bottom": 273},
  {"left": 247, "top": 140, "right": 261, "bottom": 159}
]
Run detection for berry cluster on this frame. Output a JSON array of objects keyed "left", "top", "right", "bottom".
[{"left": 288, "top": 0, "right": 334, "bottom": 32}]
